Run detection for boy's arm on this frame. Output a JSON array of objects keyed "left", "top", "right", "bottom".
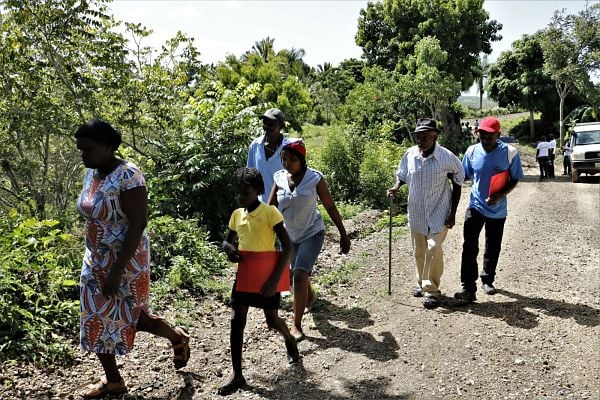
[{"left": 261, "top": 222, "right": 292, "bottom": 297}]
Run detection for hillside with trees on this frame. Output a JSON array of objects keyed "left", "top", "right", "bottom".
[{"left": 0, "top": 0, "right": 598, "bottom": 377}]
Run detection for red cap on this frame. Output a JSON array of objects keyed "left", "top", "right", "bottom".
[
  {"left": 283, "top": 140, "right": 306, "bottom": 158},
  {"left": 476, "top": 117, "right": 501, "bottom": 133}
]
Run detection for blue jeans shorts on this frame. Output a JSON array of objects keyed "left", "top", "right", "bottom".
[{"left": 291, "top": 230, "right": 325, "bottom": 274}]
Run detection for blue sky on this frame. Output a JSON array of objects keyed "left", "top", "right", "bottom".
[{"left": 108, "top": 0, "right": 597, "bottom": 94}]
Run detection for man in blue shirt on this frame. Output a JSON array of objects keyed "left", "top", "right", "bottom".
[{"left": 455, "top": 117, "right": 524, "bottom": 303}]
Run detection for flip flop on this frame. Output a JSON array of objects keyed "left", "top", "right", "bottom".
[{"left": 81, "top": 377, "right": 126, "bottom": 399}]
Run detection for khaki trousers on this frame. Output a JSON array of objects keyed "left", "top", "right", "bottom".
[{"left": 410, "top": 228, "right": 448, "bottom": 296}]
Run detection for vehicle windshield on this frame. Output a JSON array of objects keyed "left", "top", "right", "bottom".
[{"left": 574, "top": 130, "right": 600, "bottom": 145}]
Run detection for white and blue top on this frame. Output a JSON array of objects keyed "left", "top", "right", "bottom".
[
  {"left": 396, "top": 144, "right": 465, "bottom": 236},
  {"left": 247, "top": 134, "right": 293, "bottom": 203},
  {"left": 274, "top": 167, "right": 326, "bottom": 243}
]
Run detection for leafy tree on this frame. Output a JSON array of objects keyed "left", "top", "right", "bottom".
[
  {"left": 307, "top": 58, "right": 364, "bottom": 124},
  {"left": 216, "top": 38, "right": 313, "bottom": 130},
  {"left": 402, "top": 37, "right": 462, "bottom": 149},
  {"left": 150, "top": 79, "right": 262, "bottom": 237},
  {"left": 487, "top": 34, "right": 556, "bottom": 141},
  {"left": 540, "top": 5, "right": 600, "bottom": 146},
  {"left": 476, "top": 54, "right": 491, "bottom": 110},
  {"left": 0, "top": 0, "right": 129, "bottom": 218},
  {"left": 355, "top": 0, "right": 501, "bottom": 151}
]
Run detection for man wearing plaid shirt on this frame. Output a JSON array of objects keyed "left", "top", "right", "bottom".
[{"left": 387, "top": 118, "right": 464, "bottom": 309}]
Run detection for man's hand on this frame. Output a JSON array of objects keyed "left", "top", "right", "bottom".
[
  {"left": 486, "top": 193, "right": 502, "bottom": 205},
  {"left": 445, "top": 213, "right": 456, "bottom": 229}
]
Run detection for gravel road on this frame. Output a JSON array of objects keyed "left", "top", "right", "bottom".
[{"left": 2, "top": 152, "right": 598, "bottom": 400}]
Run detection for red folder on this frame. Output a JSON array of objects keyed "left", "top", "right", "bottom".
[
  {"left": 235, "top": 251, "right": 290, "bottom": 293},
  {"left": 489, "top": 170, "right": 509, "bottom": 197}
]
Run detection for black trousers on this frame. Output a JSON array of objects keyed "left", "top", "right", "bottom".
[
  {"left": 538, "top": 156, "right": 550, "bottom": 178},
  {"left": 563, "top": 156, "right": 571, "bottom": 175},
  {"left": 460, "top": 208, "right": 506, "bottom": 292}
]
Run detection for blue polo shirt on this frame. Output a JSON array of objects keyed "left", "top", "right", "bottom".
[{"left": 463, "top": 141, "right": 524, "bottom": 218}]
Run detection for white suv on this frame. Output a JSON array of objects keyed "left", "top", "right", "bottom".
[{"left": 570, "top": 122, "right": 600, "bottom": 183}]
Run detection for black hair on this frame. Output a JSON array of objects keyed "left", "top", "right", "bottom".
[
  {"left": 74, "top": 119, "right": 122, "bottom": 151},
  {"left": 281, "top": 146, "right": 308, "bottom": 170},
  {"left": 232, "top": 167, "right": 265, "bottom": 195}
]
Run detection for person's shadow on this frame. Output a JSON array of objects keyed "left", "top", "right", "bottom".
[
  {"left": 302, "top": 299, "right": 400, "bottom": 361},
  {"left": 440, "top": 289, "right": 600, "bottom": 329},
  {"left": 246, "top": 366, "right": 410, "bottom": 400}
]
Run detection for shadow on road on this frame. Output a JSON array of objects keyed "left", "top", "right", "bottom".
[
  {"left": 439, "top": 289, "right": 600, "bottom": 329},
  {"left": 303, "top": 299, "right": 400, "bottom": 362},
  {"left": 246, "top": 366, "right": 410, "bottom": 400}
]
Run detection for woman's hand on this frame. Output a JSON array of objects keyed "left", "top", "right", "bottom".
[
  {"left": 339, "top": 233, "right": 351, "bottom": 254},
  {"left": 102, "top": 267, "right": 123, "bottom": 298}
]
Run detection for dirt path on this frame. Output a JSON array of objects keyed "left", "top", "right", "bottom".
[{"left": 2, "top": 156, "right": 599, "bottom": 400}]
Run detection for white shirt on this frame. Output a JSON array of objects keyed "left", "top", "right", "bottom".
[
  {"left": 395, "top": 144, "right": 464, "bottom": 236},
  {"left": 563, "top": 142, "right": 572, "bottom": 157},
  {"left": 247, "top": 135, "right": 293, "bottom": 202},
  {"left": 274, "top": 168, "right": 325, "bottom": 242},
  {"left": 536, "top": 142, "right": 549, "bottom": 157}
]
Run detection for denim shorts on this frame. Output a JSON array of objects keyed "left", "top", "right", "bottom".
[{"left": 291, "top": 230, "right": 325, "bottom": 274}]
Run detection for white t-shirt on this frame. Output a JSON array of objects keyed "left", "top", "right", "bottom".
[
  {"left": 548, "top": 139, "right": 556, "bottom": 155},
  {"left": 536, "top": 142, "right": 549, "bottom": 157}
]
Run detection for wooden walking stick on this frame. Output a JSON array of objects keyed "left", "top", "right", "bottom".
[{"left": 388, "top": 195, "right": 393, "bottom": 295}]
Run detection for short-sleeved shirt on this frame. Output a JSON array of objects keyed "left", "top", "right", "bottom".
[
  {"left": 247, "top": 135, "right": 293, "bottom": 203},
  {"left": 396, "top": 144, "right": 464, "bottom": 236},
  {"left": 536, "top": 141, "right": 549, "bottom": 157},
  {"left": 274, "top": 168, "right": 326, "bottom": 242},
  {"left": 77, "top": 161, "right": 151, "bottom": 355},
  {"left": 463, "top": 141, "right": 524, "bottom": 219},
  {"left": 228, "top": 202, "right": 284, "bottom": 251},
  {"left": 548, "top": 139, "right": 556, "bottom": 154}
]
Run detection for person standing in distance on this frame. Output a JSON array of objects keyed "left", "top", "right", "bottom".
[
  {"left": 454, "top": 117, "right": 524, "bottom": 303},
  {"left": 387, "top": 118, "right": 464, "bottom": 309},
  {"left": 247, "top": 108, "right": 290, "bottom": 203}
]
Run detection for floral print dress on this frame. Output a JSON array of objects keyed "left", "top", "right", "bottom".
[{"left": 77, "top": 161, "right": 151, "bottom": 355}]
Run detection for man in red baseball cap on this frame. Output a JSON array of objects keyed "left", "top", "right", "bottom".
[{"left": 455, "top": 116, "right": 525, "bottom": 303}]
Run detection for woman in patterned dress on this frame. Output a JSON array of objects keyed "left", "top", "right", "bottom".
[{"left": 75, "top": 120, "right": 190, "bottom": 398}]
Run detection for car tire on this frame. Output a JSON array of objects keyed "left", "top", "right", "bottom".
[{"left": 572, "top": 169, "right": 580, "bottom": 183}]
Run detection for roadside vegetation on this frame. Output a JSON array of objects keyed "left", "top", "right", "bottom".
[{"left": 0, "top": 0, "right": 597, "bottom": 367}]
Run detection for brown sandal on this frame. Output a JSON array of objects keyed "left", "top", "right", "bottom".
[
  {"left": 81, "top": 376, "right": 126, "bottom": 399},
  {"left": 172, "top": 326, "right": 190, "bottom": 369}
]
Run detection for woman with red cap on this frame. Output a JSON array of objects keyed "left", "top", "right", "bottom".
[{"left": 268, "top": 140, "right": 351, "bottom": 341}]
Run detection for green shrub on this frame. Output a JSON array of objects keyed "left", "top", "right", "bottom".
[
  {"left": 375, "top": 211, "right": 408, "bottom": 231},
  {"left": 359, "top": 141, "right": 407, "bottom": 209},
  {"left": 313, "top": 125, "right": 364, "bottom": 202},
  {"left": 0, "top": 210, "right": 81, "bottom": 365},
  {"left": 147, "top": 215, "right": 228, "bottom": 296},
  {"left": 318, "top": 202, "right": 363, "bottom": 226}
]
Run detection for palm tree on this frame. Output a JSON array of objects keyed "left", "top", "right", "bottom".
[
  {"left": 477, "top": 54, "right": 490, "bottom": 109},
  {"left": 252, "top": 37, "right": 275, "bottom": 62}
]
